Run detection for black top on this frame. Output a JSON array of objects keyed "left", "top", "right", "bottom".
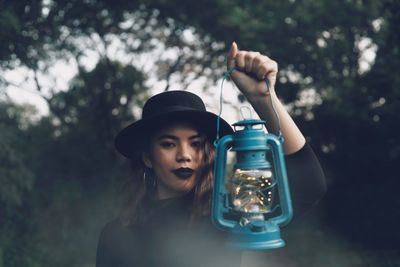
[{"left": 96, "top": 143, "right": 326, "bottom": 267}]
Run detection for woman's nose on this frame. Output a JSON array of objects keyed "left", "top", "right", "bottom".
[{"left": 176, "top": 144, "right": 192, "bottom": 162}]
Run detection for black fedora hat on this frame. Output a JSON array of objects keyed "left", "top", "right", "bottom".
[{"left": 115, "top": 90, "right": 233, "bottom": 158}]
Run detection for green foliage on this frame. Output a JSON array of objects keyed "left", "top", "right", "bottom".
[
  {"left": 0, "top": 103, "right": 34, "bottom": 207},
  {"left": 1, "top": 0, "right": 399, "bottom": 266},
  {"left": 0, "top": 101, "right": 37, "bottom": 266},
  {"left": 49, "top": 58, "right": 146, "bottom": 153},
  {"left": 24, "top": 59, "right": 145, "bottom": 266}
]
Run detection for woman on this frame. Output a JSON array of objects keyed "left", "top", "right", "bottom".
[{"left": 96, "top": 42, "right": 326, "bottom": 267}]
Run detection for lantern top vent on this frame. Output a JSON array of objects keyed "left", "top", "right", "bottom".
[{"left": 232, "top": 119, "right": 266, "bottom": 131}]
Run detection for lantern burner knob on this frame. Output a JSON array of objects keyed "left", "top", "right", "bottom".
[{"left": 250, "top": 221, "right": 267, "bottom": 232}]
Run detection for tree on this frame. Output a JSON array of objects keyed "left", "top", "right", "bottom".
[
  {"left": 0, "top": 101, "right": 36, "bottom": 266},
  {"left": 1, "top": 0, "right": 400, "bottom": 266}
]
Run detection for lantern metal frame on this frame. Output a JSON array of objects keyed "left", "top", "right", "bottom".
[{"left": 212, "top": 119, "right": 293, "bottom": 250}]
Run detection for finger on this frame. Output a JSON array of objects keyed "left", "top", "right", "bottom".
[
  {"left": 256, "top": 64, "right": 269, "bottom": 80},
  {"left": 244, "top": 51, "right": 261, "bottom": 73},
  {"left": 255, "top": 59, "right": 278, "bottom": 82},
  {"left": 253, "top": 55, "right": 271, "bottom": 79},
  {"left": 227, "top": 41, "right": 238, "bottom": 69},
  {"left": 264, "top": 60, "right": 278, "bottom": 87},
  {"left": 252, "top": 55, "right": 268, "bottom": 72},
  {"left": 236, "top": 51, "right": 246, "bottom": 71}
]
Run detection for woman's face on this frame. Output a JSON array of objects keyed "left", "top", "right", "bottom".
[{"left": 143, "top": 123, "right": 206, "bottom": 199}]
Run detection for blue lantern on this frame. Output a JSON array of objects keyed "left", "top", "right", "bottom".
[{"left": 212, "top": 119, "right": 293, "bottom": 250}]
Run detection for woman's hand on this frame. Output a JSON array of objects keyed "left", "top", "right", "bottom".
[
  {"left": 227, "top": 42, "right": 278, "bottom": 98},
  {"left": 226, "top": 42, "right": 306, "bottom": 154}
]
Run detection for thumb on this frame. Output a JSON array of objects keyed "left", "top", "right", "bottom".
[{"left": 227, "top": 41, "right": 238, "bottom": 69}]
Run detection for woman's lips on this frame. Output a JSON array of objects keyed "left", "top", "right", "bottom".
[{"left": 172, "top": 168, "right": 194, "bottom": 179}]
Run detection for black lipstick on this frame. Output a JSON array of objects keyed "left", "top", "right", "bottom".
[{"left": 172, "top": 168, "right": 194, "bottom": 179}]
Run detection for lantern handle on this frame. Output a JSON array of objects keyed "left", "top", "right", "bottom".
[
  {"left": 217, "top": 67, "right": 284, "bottom": 142},
  {"left": 266, "top": 135, "right": 293, "bottom": 226}
]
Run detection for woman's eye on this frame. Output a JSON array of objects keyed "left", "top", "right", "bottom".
[
  {"left": 160, "top": 142, "right": 175, "bottom": 148},
  {"left": 191, "top": 141, "right": 203, "bottom": 148}
]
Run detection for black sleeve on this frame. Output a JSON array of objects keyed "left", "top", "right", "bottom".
[{"left": 285, "top": 142, "right": 326, "bottom": 218}]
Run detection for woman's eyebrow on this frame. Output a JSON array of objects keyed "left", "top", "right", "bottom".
[
  {"left": 156, "top": 134, "right": 203, "bottom": 141},
  {"left": 157, "top": 134, "right": 178, "bottom": 141},
  {"left": 189, "top": 134, "right": 204, "bottom": 140}
]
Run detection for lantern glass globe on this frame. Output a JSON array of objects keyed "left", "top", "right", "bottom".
[{"left": 231, "top": 168, "right": 275, "bottom": 214}]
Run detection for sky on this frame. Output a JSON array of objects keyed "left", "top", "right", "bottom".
[
  {"left": 4, "top": 64, "right": 243, "bottom": 124},
  {"left": 2, "top": 29, "right": 377, "bottom": 125}
]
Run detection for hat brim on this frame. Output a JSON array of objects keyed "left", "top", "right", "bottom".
[{"left": 115, "top": 110, "right": 233, "bottom": 158}]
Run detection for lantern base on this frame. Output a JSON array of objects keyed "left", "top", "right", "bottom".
[{"left": 226, "top": 221, "right": 285, "bottom": 250}]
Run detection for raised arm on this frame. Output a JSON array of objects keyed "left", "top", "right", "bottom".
[
  {"left": 226, "top": 42, "right": 326, "bottom": 215},
  {"left": 227, "top": 42, "right": 305, "bottom": 155}
]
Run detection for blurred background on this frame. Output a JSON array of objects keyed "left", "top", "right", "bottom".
[{"left": 1, "top": 0, "right": 399, "bottom": 266}]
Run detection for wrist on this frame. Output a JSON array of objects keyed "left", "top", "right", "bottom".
[{"left": 243, "top": 86, "right": 278, "bottom": 107}]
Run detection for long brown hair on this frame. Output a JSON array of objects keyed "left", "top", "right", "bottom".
[{"left": 119, "top": 127, "right": 216, "bottom": 226}]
